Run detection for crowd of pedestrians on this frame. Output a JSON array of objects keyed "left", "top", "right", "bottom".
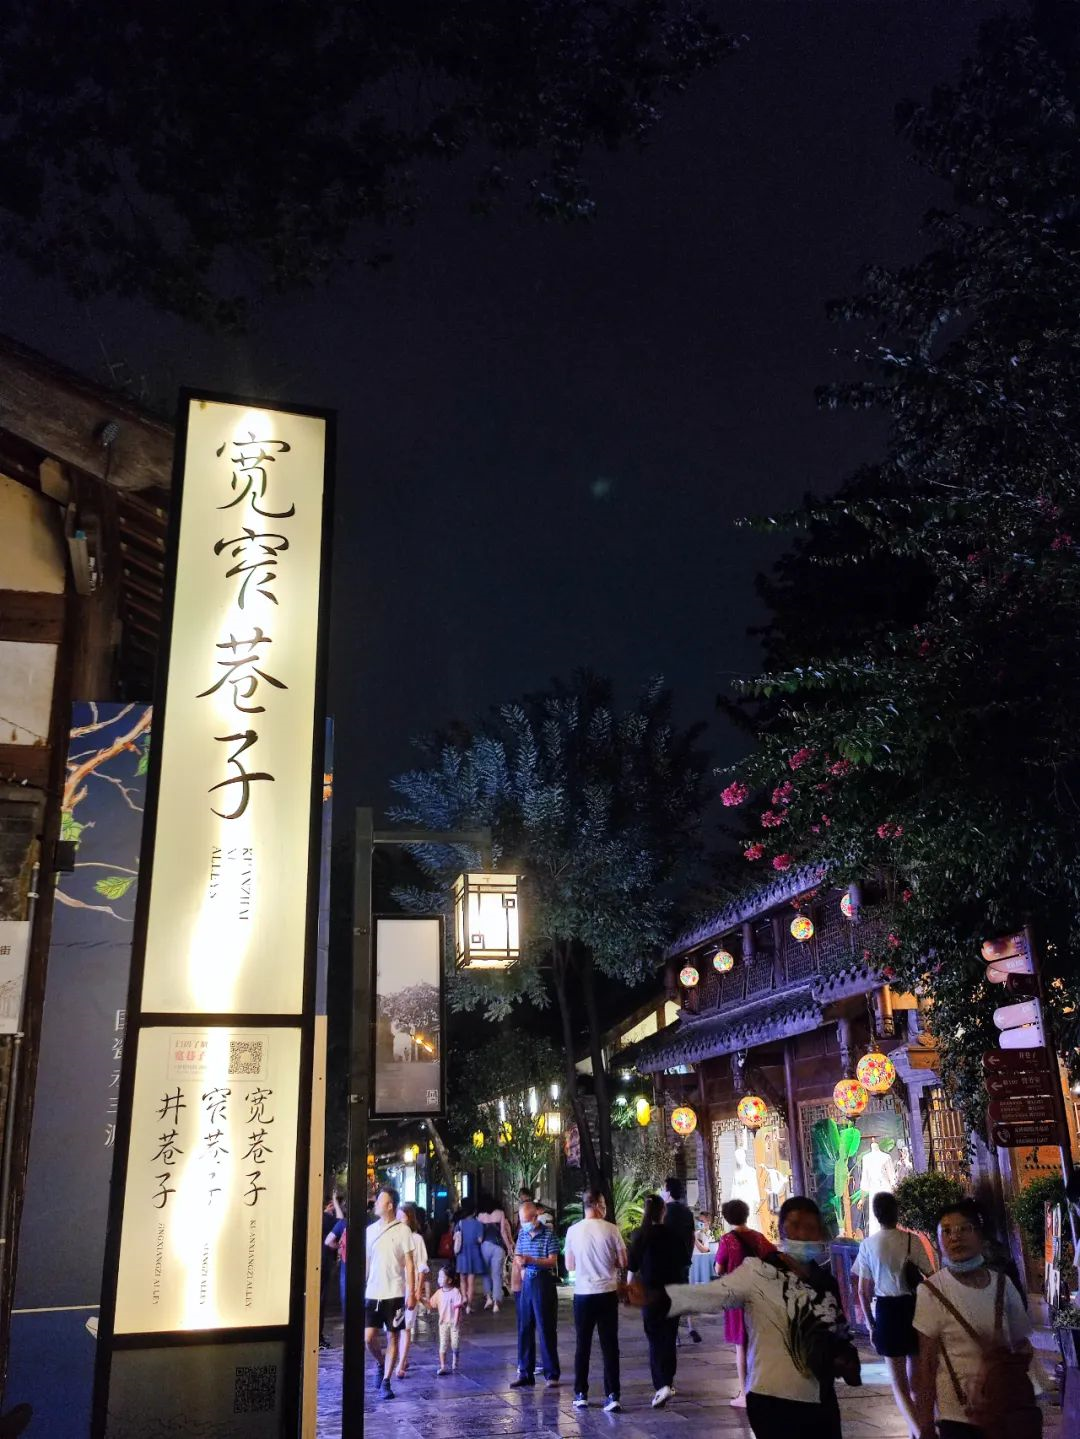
[{"left": 323, "top": 1175, "right": 1041, "bottom": 1438}]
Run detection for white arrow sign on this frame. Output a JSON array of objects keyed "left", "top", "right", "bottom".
[
  {"left": 985, "top": 954, "right": 1034, "bottom": 984},
  {"left": 994, "top": 998, "right": 1041, "bottom": 1031},
  {"left": 999, "top": 1021, "right": 1045, "bottom": 1049}
]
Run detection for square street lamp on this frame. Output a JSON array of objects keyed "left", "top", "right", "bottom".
[{"left": 453, "top": 871, "right": 520, "bottom": 969}]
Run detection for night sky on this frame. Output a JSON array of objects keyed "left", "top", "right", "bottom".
[{"left": 1, "top": 2, "right": 1005, "bottom": 822}]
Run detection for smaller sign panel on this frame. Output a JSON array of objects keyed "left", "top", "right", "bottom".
[
  {"left": 988, "top": 1095, "right": 1058, "bottom": 1126},
  {"left": 0, "top": 920, "right": 30, "bottom": 1033},
  {"left": 985, "top": 1072, "right": 1053, "bottom": 1099},
  {"left": 371, "top": 918, "right": 444, "bottom": 1118},
  {"left": 992, "top": 1120, "right": 1059, "bottom": 1148},
  {"left": 982, "top": 1047, "right": 1051, "bottom": 1073},
  {"left": 114, "top": 1025, "right": 300, "bottom": 1334}
]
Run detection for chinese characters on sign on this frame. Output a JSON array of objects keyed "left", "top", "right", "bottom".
[
  {"left": 141, "top": 404, "right": 326, "bottom": 1016},
  {"left": 105, "top": 1008, "right": 125, "bottom": 1148},
  {"left": 114, "top": 1027, "right": 300, "bottom": 1333}
]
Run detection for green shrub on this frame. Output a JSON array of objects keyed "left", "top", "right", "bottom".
[
  {"left": 894, "top": 1172, "right": 967, "bottom": 1239},
  {"left": 560, "top": 1176, "right": 648, "bottom": 1238},
  {"left": 1009, "top": 1174, "right": 1065, "bottom": 1253}
]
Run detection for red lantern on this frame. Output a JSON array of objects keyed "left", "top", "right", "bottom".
[
  {"left": 671, "top": 1106, "right": 698, "bottom": 1137},
  {"left": 856, "top": 1052, "right": 896, "bottom": 1095},
  {"left": 833, "top": 1078, "right": 869, "bottom": 1117},
  {"left": 736, "top": 1095, "right": 768, "bottom": 1130}
]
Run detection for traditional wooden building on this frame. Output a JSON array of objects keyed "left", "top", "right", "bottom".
[
  {"left": 632, "top": 868, "right": 970, "bottom": 1244},
  {"left": 0, "top": 333, "right": 171, "bottom": 1383}
]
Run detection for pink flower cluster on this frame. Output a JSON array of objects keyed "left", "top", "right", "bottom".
[
  {"left": 760, "top": 809, "right": 786, "bottom": 829},
  {"left": 828, "top": 759, "right": 852, "bottom": 777},
  {"left": 788, "top": 748, "right": 814, "bottom": 771},
  {"left": 721, "top": 780, "right": 749, "bottom": 808},
  {"left": 771, "top": 780, "right": 795, "bottom": 806},
  {"left": 876, "top": 821, "right": 904, "bottom": 839},
  {"left": 743, "top": 842, "right": 764, "bottom": 861},
  {"left": 772, "top": 853, "right": 793, "bottom": 872}
]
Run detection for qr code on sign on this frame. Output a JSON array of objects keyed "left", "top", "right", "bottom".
[
  {"left": 229, "top": 1039, "right": 264, "bottom": 1077},
  {"left": 234, "top": 1363, "right": 277, "bottom": 1414}
]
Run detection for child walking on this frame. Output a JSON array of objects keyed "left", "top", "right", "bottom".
[{"left": 429, "top": 1265, "right": 465, "bottom": 1375}]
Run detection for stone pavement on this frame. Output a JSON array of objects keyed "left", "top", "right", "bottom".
[{"left": 315, "top": 1290, "right": 1064, "bottom": 1437}]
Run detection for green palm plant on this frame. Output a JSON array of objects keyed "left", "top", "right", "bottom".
[
  {"left": 561, "top": 1175, "right": 649, "bottom": 1238},
  {"left": 811, "top": 1118, "right": 862, "bottom": 1236}
]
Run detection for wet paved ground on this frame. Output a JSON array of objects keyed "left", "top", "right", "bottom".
[{"left": 315, "top": 1291, "right": 1065, "bottom": 1438}]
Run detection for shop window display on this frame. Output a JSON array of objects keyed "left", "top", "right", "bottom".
[
  {"left": 799, "top": 1095, "right": 911, "bottom": 1239},
  {"left": 711, "top": 1113, "right": 792, "bottom": 1243}
]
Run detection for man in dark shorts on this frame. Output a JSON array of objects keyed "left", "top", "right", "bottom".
[
  {"left": 364, "top": 1185, "right": 417, "bottom": 1401},
  {"left": 854, "top": 1190, "right": 933, "bottom": 1434}
]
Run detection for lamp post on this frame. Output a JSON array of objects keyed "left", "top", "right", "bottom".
[{"left": 344, "top": 809, "right": 518, "bottom": 1435}]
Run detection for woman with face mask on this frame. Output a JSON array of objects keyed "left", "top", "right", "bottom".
[
  {"left": 912, "top": 1200, "right": 1039, "bottom": 1439},
  {"left": 623, "top": 1195, "right": 860, "bottom": 1437}
]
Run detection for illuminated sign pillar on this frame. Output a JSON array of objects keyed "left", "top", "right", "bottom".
[{"left": 93, "top": 393, "right": 333, "bottom": 1437}]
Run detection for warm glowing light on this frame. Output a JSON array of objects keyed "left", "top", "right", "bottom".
[
  {"left": 713, "top": 949, "right": 735, "bottom": 973},
  {"left": 635, "top": 1097, "right": 652, "bottom": 1127},
  {"left": 856, "top": 1052, "right": 896, "bottom": 1094},
  {"left": 498, "top": 1121, "right": 513, "bottom": 1145},
  {"left": 833, "top": 1078, "right": 869, "bottom": 1117},
  {"left": 472, "top": 1130, "right": 485, "bottom": 1150},
  {"left": 679, "top": 965, "right": 700, "bottom": 988},
  {"left": 737, "top": 1095, "right": 768, "bottom": 1130},
  {"left": 790, "top": 915, "right": 814, "bottom": 942},
  {"left": 540, "top": 1111, "right": 561, "bottom": 1136},
  {"left": 403, "top": 1144, "right": 420, "bottom": 1164},
  {"left": 453, "top": 872, "right": 520, "bottom": 969},
  {"left": 671, "top": 1106, "right": 697, "bottom": 1136}
]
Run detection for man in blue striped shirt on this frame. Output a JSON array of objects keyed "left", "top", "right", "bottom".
[{"left": 510, "top": 1200, "right": 561, "bottom": 1387}]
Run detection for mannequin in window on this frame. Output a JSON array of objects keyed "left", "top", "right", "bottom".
[
  {"left": 858, "top": 1139, "right": 896, "bottom": 1235},
  {"left": 729, "top": 1147, "right": 761, "bottom": 1217}
]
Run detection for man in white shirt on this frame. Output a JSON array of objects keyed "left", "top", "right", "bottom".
[
  {"left": 365, "top": 1186, "right": 417, "bottom": 1402},
  {"left": 565, "top": 1190, "right": 628, "bottom": 1413},
  {"left": 854, "top": 1191, "right": 934, "bottom": 1434}
]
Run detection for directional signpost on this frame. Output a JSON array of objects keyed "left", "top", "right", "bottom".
[{"left": 980, "top": 930, "right": 1074, "bottom": 1174}]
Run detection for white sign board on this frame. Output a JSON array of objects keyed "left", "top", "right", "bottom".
[
  {"left": 114, "top": 1025, "right": 300, "bottom": 1334},
  {"left": 141, "top": 399, "right": 327, "bottom": 1015},
  {"left": 0, "top": 920, "right": 29, "bottom": 1033}
]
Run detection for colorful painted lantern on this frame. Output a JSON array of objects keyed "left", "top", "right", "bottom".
[
  {"left": 833, "top": 1078, "right": 869, "bottom": 1117},
  {"left": 840, "top": 891, "right": 854, "bottom": 920},
  {"left": 635, "top": 1096, "right": 652, "bottom": 1127},
  {"left": 790, "top": 915, "right": 815, "bottom": 942},
  {"left": 856, "top": 1051, "right": 896, "bottom": 1095},
  {"left": 713, "top": 948, "right": 735, "bottom": 973},
  {"left": 671, "top": 1106, "right": 698, "bottom": 1137},
  {"left": 679, "top": 964, "right": 700, "bottom": 988},
  {"left": 736, "top": 1094, "right": 768, "bottom": 1130}
]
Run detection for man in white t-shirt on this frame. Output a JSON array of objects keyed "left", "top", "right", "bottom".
[
  {"left": 565, "top": 1190, "right": 628, "bottom": 1413},
  {"left": 853, "top": 1191, "right": 935, "bottom": 1434},
  {"left": 365, "top": 1186, "right": 417, "bottom": 1402},
  {"left": 913, "top": 1199, "right": 1035, "bottom": 1439}
]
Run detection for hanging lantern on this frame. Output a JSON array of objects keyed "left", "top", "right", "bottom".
[
  {"left": 679, "top": 964, "right": 700, "bottom": 988},
  {"left": 736, "top": 1095, "right": 768, "bottom": 1130},
  {"left": 471, "top": 1130, "right": 485, "bottom": 1150},
  {"left": 671, "top": 1106, "right": 698, "bottom": 1136},
  {"left": 856, "top": 1051, "right": 896, "bottom": 1095},
  {"left": 713, "top": 948, "right": 735, "bottom": 974},
  {"left": 498, "top": 1120, "right": 513, "bottom": 1145},
  {"left": 833, "top": 1078, "right": 869, "bottom": 1117},
  {"left": 840, "top": 891, "right": 854, "bottom": 920},
  {"left": 790, "top": 915, "right": 815, "bottom": 942},
  {"left": 635, "top": 1096, "right": 652, "bottom": 1127}
]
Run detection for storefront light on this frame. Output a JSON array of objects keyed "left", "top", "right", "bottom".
[{"left": 453, "top": 871, "right": 520, "bottom": 969}]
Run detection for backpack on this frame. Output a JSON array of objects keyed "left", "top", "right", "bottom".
[{"left": 922, "top": 1271, "right": 1041, "bottom": 1439}]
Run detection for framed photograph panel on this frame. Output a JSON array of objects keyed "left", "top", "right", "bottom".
[{"left": 370, "top": 917, "right": 445, "bottom": 1118}]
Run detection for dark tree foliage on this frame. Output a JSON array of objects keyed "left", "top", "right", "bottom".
[
  {"left": 0, "top": 0, "right": 734, "bottom": 327},
  {"left": 388, "top": 673, "right": 709, "bottom": 1203},
  {"left": 722, "top": 2, "right": 1080, "bottom": 1124}
]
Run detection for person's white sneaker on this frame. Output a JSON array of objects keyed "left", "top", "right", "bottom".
[
  {"left": 573, "top": 1394, "right": 589, "bottom": 1408},
  {"left": 603, "top": 1396, "right": 622, "bottom": 1413},
  {"left": 651, "top": 1386, "right": 674, "bottom": 1408}
]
